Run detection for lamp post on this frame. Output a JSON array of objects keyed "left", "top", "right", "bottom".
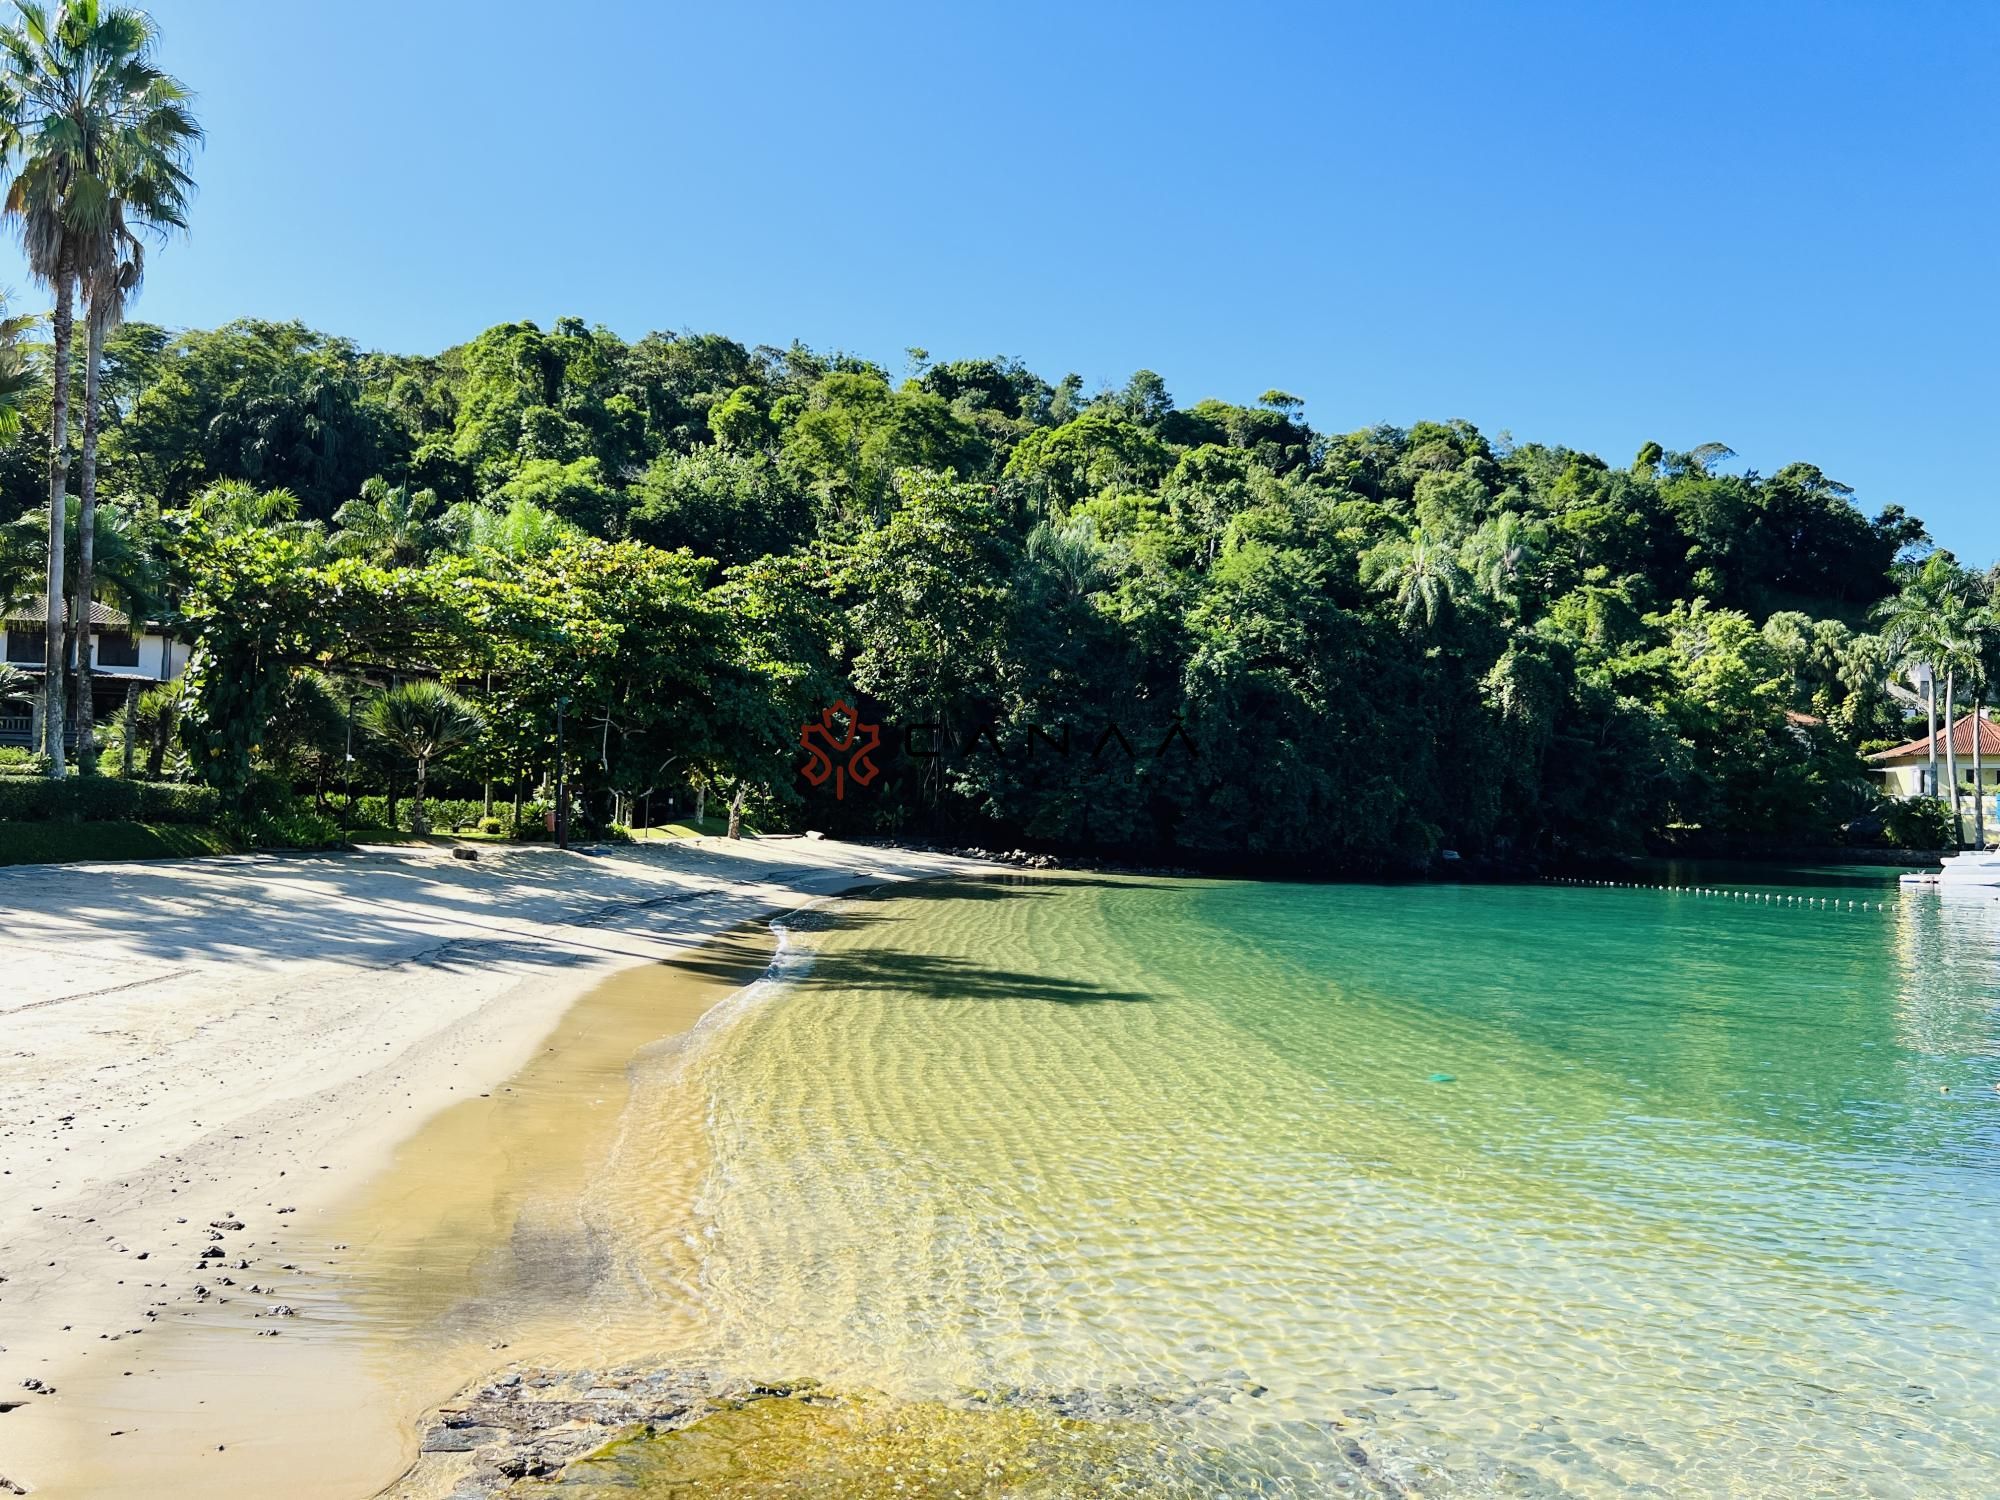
[
  {"left": 554, "top": 693, "right": 570, "bottom": 850},
  {"left": 342, "top": 684, "right": 357, "bottom": 836}
]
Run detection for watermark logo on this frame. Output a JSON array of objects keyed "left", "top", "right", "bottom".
[{"left": 798, "top": 700, "right": 882, "bottom": 801}]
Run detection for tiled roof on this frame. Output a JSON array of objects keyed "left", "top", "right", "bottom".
[
  {"left": 0, "top": 595, "right": 130, "bottom": 628},
  {"left": 1868, "top": 713, "right": 2000, "bottom": 762}
]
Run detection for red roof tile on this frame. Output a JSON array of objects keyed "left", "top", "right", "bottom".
[{"left": 1868, "top": 713, "right": 2000, "bottom": 762}]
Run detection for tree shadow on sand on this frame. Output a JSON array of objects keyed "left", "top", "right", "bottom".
[{"left": 794, "top": 947, "right": 1155, "bottom": 1005}]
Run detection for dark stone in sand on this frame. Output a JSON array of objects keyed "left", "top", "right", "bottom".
[{"left": 421, "top": 1425, "right": 505, "bottom": 1453}]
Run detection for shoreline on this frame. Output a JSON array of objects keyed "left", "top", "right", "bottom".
[{"left": 0, "top": 837, "right": 992, "bottom": 1499}]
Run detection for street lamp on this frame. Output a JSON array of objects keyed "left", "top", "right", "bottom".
[
  {"left": 554, "top": 692, "right": 570, "bottom": 850},
  {"left": 342, "top": 684, "right": 357, "bottom": 836}
]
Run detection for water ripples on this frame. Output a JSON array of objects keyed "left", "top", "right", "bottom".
[{"left": 595, "top": 873, "right": 2000, "bottom": 1496}]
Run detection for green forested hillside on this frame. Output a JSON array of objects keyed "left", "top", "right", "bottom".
[{"left": 1, "top": 316, "right": 1955, "bottom": 867}]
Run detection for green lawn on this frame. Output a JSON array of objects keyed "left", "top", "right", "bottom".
[
  {"left": 0, "top": 820, "right": 237, "bottom": 867},
  {"left": 630, "top": 815, "right": 751, "bottom": 840}
]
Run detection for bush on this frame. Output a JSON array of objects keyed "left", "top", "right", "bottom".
[
  {"left": 241, "top": 770, "right": 297, "bottom": 818},
  {"left": 478, "top": 815, "right": 507, "bottom": 835},
  {"left": 1884, "top": 795, "right": 1955, "bottom": 849},
  {"left": 0, "top": 747, "right": 50, "bottom": 775},
  {"left": 0, "top": 820, "right": 235, "bottom": 867},
  {"left": 233, "top": 808, "right": 346, "bottom": 851},
  {"left": 0, "top": 776, "right": 222, "bottom": 824},
  {"left": 346, "top": 793, "right": 493, "bottom": 834}
]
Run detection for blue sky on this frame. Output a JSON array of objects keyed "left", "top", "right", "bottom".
[{"left": 5, "top": 0, "right": 1993, "bottom": 556}]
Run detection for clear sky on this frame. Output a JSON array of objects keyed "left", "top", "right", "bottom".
[{"left": 3, "top": 0, "right": 1993, "bottom": 556}]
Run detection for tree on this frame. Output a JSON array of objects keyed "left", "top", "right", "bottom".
[
  {"left": 360, "top": 680, "right": 485, "bottom": 835},
  {"left": 1463, "top": 510, "right": 1543, "bottom": 621},
  {"left": 1361, "top": 524, "right": 1463, "bottom": 628},
  {"left": 0, "top": 0, "right": 198, "bottom": 774},
  {"left": 0, "top": 659, "right": 32, "bottom": 709},
  {"left": 331, "top": 477, "right": 452, "bottom": 566},
  {"left": 111, "top": 322, "right": 391, "bottom": 514},
  {"left": 1936, "top": 591, "right": 1981, "bottom": 846},
  {"left": 1970, "top": 603, "right": 2000, "bottom": 851},
  {"left": 1873, "top": 554, "right": 1969, "bottom": 800}
]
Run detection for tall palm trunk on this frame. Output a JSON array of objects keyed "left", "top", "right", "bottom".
[
  {"left": 39, "top": 266, "right": 72, "bottom": 775},
  {"left": 69, "top": 305, "right": 106, "bottom": 763},
  {"left": 1926, "top": 669, "right": 1939, "bottom": 797},
  {"left": 412, "top": 756, "right": 430, "bottom": 836},
  {"left": 120, "top": 680, "right": 138, "bottom": 778},
  {"left": 1974, "top": 697, "right": 1986, "bottom": 850},
  {"left": 1945, "top": 671, "right": 1961, "bottom": 845}
]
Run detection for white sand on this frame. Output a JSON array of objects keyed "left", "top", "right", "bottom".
[{"left": 0, "top": 835, "right": 986, "bottom": 1497}]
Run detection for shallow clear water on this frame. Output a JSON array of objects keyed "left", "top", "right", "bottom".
[{"left": 585, "top": 872, "right": 2000, "bottom": 1496}]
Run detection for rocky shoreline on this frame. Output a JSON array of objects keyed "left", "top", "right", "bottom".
[{"left": 395, "top": 1364, "right": 1407, "bottom": 1498}]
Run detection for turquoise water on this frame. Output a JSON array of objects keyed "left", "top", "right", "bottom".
[{"left": 580, "top": 872, "right": 2000, "bottom": 1496}]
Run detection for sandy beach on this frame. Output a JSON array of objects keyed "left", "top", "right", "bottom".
[{"left": 0, "top": 835, "right": 986, "bottom": 1499}]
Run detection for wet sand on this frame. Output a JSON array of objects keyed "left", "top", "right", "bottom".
[{"left": 0, "top": 838, "right": 986, "bottom": 1498}]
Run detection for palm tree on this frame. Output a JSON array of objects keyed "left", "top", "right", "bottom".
[
  {"left": 1362, "top": 524, "right": 1464, "bottom": 628},
  {"left": 188, "top": 479, "right": 320, "bottom": 542},
  {"left": 1463, "top": 510, "right": 1540, "bottom": 621},
  {"left": 1965, "top": 605, "right": 2000, "bottom": 850},
  {"left": 0, "top": 660, "right": 32, "bottom": 710},
  {"left": 1874, "top": 554, "right": 1969, "bottom": 800},
  {"left": 332, "top": 478, "right": 451, "bottom": 567},
  {"left": 70, "top": 215, "right": 144, "bottom": 755},
  {"left": 0, "top": 0, "right": 199, "bottom": 775},
  {"left": 1937, "top": 614, "right": 1979, "bottom": 846},
  {"left": 361, "top": 681, "right": 486, "bottom": 836},
  {"left": 0, "top": 293, "right": 33, "bottom": 443}
]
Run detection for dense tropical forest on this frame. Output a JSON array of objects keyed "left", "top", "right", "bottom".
[
  {"left": 5, "top": 304, "right": 1985, "bottom": 869},
  {"left": 0, "top": 2, "right": 1984, "bottom": 871}
]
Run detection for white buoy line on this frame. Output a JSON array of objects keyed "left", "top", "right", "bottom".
[{"left": 1541, "top": 876, "right": 1888, "bottom": 911}]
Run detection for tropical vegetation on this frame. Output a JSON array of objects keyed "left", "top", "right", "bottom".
[{"left": 0, "top": 5, "right": 1989, "bottom": 871}]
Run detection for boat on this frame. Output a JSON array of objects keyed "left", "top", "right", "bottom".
[{"left": 1902, "top": 850, "right": 2000, "bottom": 887}]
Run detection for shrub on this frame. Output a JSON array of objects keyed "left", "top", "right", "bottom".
[
  {"left": 0, "top": 747, "right": 50, "bottom": 775},
  {"left": 234, "top": 808, "right": 346, "bottom": 851},
  {"left": 0, "top": 820, "right": 235, "bottom": 867},
  {"left": 347, "top": 794, "right": 493, "bottom": 833},
  {"left": 478, "top": 815, "right": 507, "bottom": 835},
  {"left": 241, "top": 770, "right": 297, "bottom": 818},
  {"left": 0, "top": 777, "right": 222, "bottom": 824},
  {"left": 1884, "top": 795, "right": 1954, "bottom": 850}
]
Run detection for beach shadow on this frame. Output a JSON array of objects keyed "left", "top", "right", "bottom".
[
  {"left": 796, "top": 947, "right": 1154, "bottom": 1006},
  {"left": 0, "top": 845, "right": 861, "bottom": 979}
]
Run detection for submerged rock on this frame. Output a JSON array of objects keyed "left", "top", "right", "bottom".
[{"left": 390, "top": 1363, "right": 1364, "bottom": 1498}]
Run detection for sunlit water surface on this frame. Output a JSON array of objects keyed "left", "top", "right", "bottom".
[{"left": 552, "top": 871, "right": 2000, "bottom": 1497}]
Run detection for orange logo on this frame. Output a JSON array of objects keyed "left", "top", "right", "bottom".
[{"left": 798, "top": 700, "right": 882, "bottom": 800}]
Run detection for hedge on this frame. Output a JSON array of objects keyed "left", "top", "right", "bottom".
[
  {"left": 0, "top": 820, "right": 236, "bottom": 867},
  {"left": 346, "top": 795, "right": 509, "bottom": 834},
  {"left": 0, "top": 776, "right": 223, "bottom": 824}
]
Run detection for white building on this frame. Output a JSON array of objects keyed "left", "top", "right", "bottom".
[
  {"left": 0, "top": 597, "right": 191, "bottom": 747},
  {"left": 1867, "top": 712, "right": 2000, "bottom": 799}
]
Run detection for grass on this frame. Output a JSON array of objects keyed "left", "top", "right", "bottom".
[
  {"left": 0, "top": 820, "right": 237, "bottom": 867},
  {"left": 631, "top": 814, "right": 752, "bottom": 840}
]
